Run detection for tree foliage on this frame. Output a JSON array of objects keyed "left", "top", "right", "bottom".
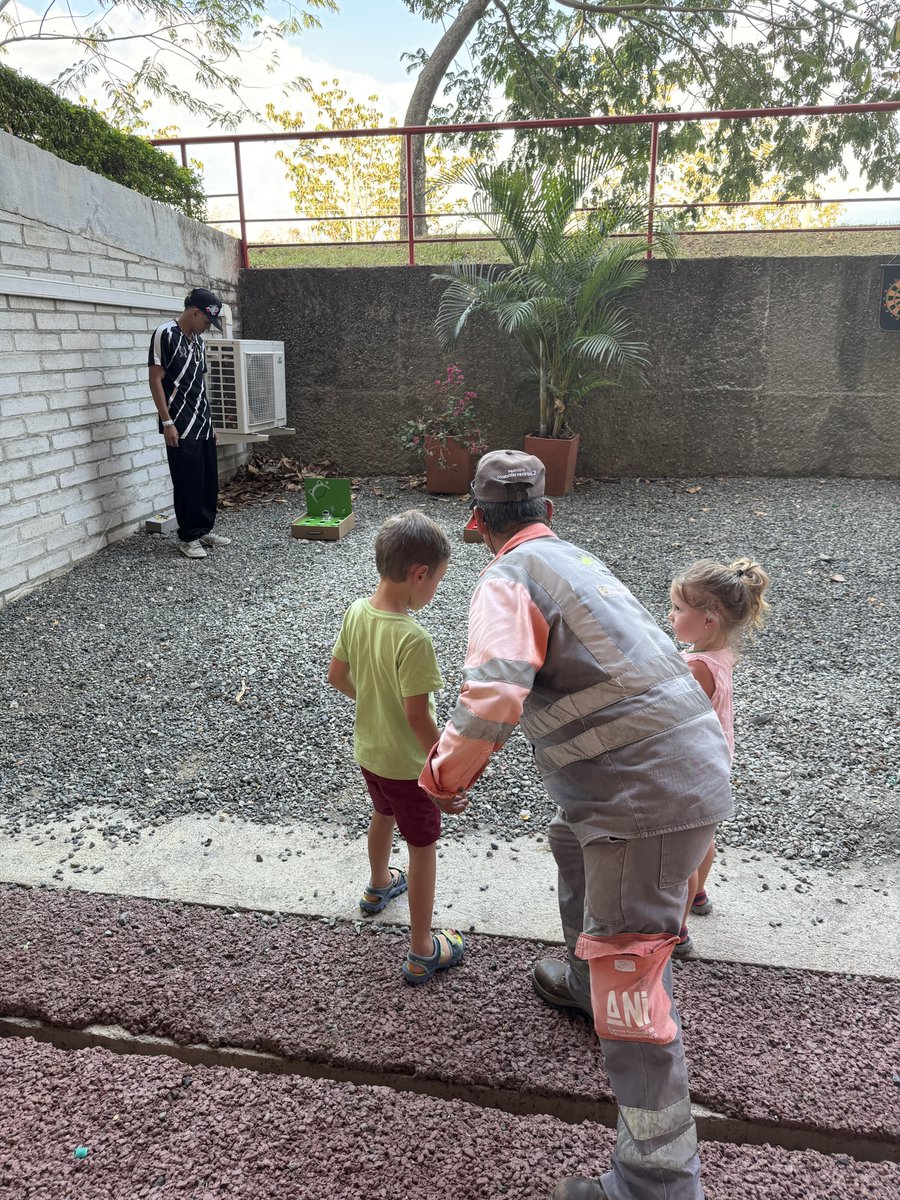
[
  {"left": 401, "top": 0, "right": 900, "bottom": 199},
  {"left": 659, "top": 146, "right": 846, "bottom": 230},
  {"left": 434, "top": 154, "right": 676, "bottom": 437},
  {"left": 269, "top": 82, "right": 470, "bottom": 243},
  {"left": 0, "top": 64, "right": 205, "bottom": 215},
  {"left": 0, "top": 0, "right": 337, "bottom": 130}
]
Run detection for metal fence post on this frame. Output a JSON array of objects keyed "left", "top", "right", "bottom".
[
  {"left": 234, "top": 141, "right": 250, "bottom": 270},
  {"left": 646, "top": 120, "right": 659, "bottom": 261},
  {"left": 405, "top": 132, "right": 416, "bottom": 266}
]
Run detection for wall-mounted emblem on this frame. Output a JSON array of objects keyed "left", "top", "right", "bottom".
[{"left": 880, "top": 265, "right": 900, "bottom": 331}]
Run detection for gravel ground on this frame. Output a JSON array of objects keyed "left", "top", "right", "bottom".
[
  {"left": 0, "top": 476, "right": 897, "bottom": 870},
  {"left": 4, "top": 1038, "right": 898, "bottom": 1200},
  {"left": 2, "top": 883, "right": 899, "bottom": 1140}
]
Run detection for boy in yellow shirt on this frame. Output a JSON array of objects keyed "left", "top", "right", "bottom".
[{"left": 328, "top": 510, "right": 465, "bottom": 984}]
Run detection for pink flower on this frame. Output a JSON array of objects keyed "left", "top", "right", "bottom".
[{"left": 413, "top": 435, "right": 420, "bottom": 445}]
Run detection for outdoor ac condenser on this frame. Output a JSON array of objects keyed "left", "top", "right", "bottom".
[{"left": 205, "top": 339, "right": 287, "bottom": 435}]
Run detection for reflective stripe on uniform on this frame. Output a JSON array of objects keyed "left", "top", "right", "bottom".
[
  {"left": 618, "top": 1097, "right": 693, "bottom": 1143},
  {"left": 534, "top": 685, "right": 711, "bottom": 773},
  {"left": 508, "top": 553, "right": 636, "bottom": 671},
  {"left": 521, "top": 652, "right": 689, "bottom": 740},
  {"left": 617, "top": 1102, "right": 697, "bottom": 1172},
  {"left": 463, "top": 658, "right": 538, "bottom": 689},
  {"left": 449, "top": 701, "right": 518, "bottom": 746}
]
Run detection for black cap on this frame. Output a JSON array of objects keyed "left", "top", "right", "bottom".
[{"left": 185, "top": 287, "right": 223, "bottom": 331}]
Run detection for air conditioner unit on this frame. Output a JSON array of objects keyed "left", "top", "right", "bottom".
[{"left": 205, "top": 339, "right": 287, "bottom": 435}]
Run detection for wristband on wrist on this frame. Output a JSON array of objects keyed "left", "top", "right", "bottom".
[{"left": 162, "top": 419, "right": 175, "bottom": 428}]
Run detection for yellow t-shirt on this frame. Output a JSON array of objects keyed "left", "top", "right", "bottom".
[{"left": 332, "top": 598, "right": 443, "bottom": 780}]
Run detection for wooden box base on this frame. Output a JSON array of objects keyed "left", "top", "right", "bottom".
[{"left": 291, "top": 511, "right": 356, "bottom": 541}]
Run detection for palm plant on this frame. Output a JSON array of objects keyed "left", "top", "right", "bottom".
[{"left": 434, "top": 155, "right": 677, "bottom": 438}]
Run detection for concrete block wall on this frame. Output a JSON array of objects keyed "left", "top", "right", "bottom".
[
  {"left": 0, "top": 130, "right": 245, "bottom": 609},
  {"left": 241, "top": 260, "right": 900, "bottom": 479}
]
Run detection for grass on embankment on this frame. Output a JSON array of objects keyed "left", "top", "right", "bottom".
[{"left": 249, "top": 228, "right": 899, "bottom": 268}]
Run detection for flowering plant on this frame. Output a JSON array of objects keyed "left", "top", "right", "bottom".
[{"left": 398, "top": 365, "right": 487, "bottom": 464}]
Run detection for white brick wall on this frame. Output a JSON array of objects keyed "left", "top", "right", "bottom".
[{"left": 0, "top": 130, "right": 249, "bottom": 610}]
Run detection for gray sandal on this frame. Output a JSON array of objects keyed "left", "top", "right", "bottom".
[
  {"left": 359, "top": 867, "right": 407, "bottom": 915},
  {"left": 402, "top": 929, "right": 465, "bottom": 985}
]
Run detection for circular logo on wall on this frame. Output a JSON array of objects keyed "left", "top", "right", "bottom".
[
  {"left": 881, "top": 266, "right": 900, "bottom": 331},
  {"left": 885, "top": 280, "right": 900, "bottom": 321}
]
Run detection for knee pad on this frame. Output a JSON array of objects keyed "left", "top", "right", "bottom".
[{"left": 576, "top": 932, "right": 679, "bottom": 1045}]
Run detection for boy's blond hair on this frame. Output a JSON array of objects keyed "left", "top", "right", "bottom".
[{"left": 375, "top": 510, "right": 451, "bottom": 582}]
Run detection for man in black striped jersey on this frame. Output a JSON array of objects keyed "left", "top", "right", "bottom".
[{"left": 148, "top": 287, "right": 232, "bottom": 560}]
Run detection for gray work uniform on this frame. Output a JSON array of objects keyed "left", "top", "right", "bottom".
[{"left": 425, "top": 527, "right": 733, "bottom": 1200}]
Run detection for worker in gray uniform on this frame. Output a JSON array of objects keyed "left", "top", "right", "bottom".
[{"left": 420, "top": 451, "right": 733, "bottom": 1200}]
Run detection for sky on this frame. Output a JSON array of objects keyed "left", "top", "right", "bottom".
[{"left": 298, "top": 0, "right": 438, "bottom": 82}]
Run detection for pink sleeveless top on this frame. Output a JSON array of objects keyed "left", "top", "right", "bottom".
[{"left": 681, "top": 646, "right": 735, "bottom": 760}]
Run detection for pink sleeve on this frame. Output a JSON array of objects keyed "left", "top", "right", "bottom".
[{"left": 419, "top": 576, "right": 549, "bottom": 799}]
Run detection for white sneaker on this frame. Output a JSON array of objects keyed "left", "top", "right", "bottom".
[
  {"left": 179, "top": 539, "right": 207, "bottom": 559},
  {"left": 200, "top": 533, "right": 232, "bottom": 547}
]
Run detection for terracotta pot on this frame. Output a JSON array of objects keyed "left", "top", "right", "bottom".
[
  {"left": 524, "top": 433, "right": 580, "bottom": 497},
  {"left": 424, "top": 435, "right": 476, "bottom": 495}
]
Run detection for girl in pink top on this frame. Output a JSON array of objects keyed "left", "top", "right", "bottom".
[{"left": 668, "top": 557, "right": 771, "bottom": 955}]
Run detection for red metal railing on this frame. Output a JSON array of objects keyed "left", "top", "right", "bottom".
[{"left": 152, "top": 101, "right": 900, "bottom": 267}]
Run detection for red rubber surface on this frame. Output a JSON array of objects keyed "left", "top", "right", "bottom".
[
  {"left": 0, "top": 883, "right": 898, "bottom": 1152},
  {"left": 1, "top": 1038, "right": 898, "bottom": 1200}
]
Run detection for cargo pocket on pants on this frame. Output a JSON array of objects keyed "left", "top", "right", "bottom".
[
  {"left": 659, "top": 826, "right": 715, "bottom": 890},
  {"left": 575, "top": 931, "right": 679, "bottom": 1045}
]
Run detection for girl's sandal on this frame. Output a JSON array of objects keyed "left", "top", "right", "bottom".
[
  {"left": 359, "top": 867, "right": 407, "bottom": 915},
  {"left": 402, "top": 929, "right": 466, "bottom": 985}
]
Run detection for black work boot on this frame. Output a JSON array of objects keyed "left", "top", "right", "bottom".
[
  {"left": 531, "top": 959, "right": 593, "bottom": 1019},
  {"left": 551, "top": 1177, "right": 607, "bottom": 1199}
]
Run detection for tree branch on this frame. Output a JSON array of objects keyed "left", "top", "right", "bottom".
[{"left": 554, "top": 0, "right": 885, "bottom": 34}]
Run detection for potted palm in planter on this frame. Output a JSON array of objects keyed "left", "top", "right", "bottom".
[
  {"left": 433, "top": 155, "right": 676, "bottom": 495},
  {"left": 398, "top": 365, "right": 488, "bottom": 494}
]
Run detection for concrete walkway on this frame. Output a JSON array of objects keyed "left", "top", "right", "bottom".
[{"left": 1, "top": 806, "right": 898, "bottom": 978}]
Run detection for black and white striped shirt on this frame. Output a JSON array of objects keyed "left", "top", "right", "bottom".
[{"left": 149, "top": 320, "right": 213, "bottom": 441}]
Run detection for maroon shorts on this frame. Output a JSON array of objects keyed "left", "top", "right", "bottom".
[{"left": 360, "top": 767, "right": 441, "bottom": 848}]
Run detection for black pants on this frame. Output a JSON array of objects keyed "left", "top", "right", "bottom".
[{"left": 166, "top": 437, "right": 218, "bottom": 542}]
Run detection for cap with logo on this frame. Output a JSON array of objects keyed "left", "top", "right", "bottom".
[
  {"left": 470, "top": 450, "right": 546, "bottom": 506},
  {"left": 186, "top": 287, "right": 223, "bottom": 331}
]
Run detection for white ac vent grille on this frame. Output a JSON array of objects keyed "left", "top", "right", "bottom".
[
  {"left": 204, "top": 339, "right": 286, "bottom": 435},
  {"left": 246, "top": 353, "right": 277, "bottom": 426},
  {"left": 206, "top": 343, "right": 239, "bottom": 430}
]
